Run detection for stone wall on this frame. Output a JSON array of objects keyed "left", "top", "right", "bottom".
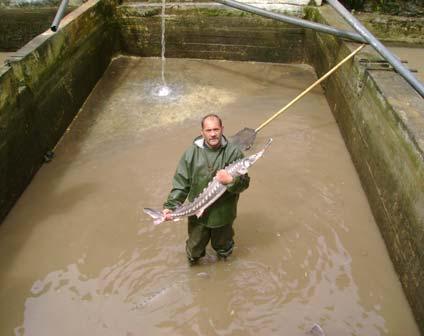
[
  {"left": 305, "top": 5, "right": 424, "bottom": 333},
  {"left": 117, "top": 3, "right": 306, "bottom": 63},
  {"left": 0, "top": 0, "right": 118, "bottom": 222}
]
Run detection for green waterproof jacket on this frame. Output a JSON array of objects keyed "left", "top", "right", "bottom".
[{"left": 163, "top": 135, "right": 250, "bottom": 228}]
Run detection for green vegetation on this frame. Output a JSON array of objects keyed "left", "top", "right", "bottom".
[
  {"left": 341, "top": 0, "right": 424, "bottom": 16},
  {"left": 340, "top": 0, "right": 365, "bottom": 10}
]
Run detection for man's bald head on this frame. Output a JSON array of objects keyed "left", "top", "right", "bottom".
[
  {"left": 201, "top": 114, "right": 224, "bottom": 149},
  {"left": 201, "top": 114, "right": 222, "bottom": 129}
]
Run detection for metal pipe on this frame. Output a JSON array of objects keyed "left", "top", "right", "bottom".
[
  {"left": 216, "top": 0, "right": 366, "bottom": 43},
  {"left": 326, "top": 0, "right": 424, "bottom": 98},
  {"left": 51, "top": 0, "right": 70, "bottom": 32}
]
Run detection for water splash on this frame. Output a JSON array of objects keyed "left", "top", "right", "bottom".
[
  {"left": 149, "top": 81, "right": 181, "bottom": 101},
  {"left": 157, "top": 85, "right": 171, "bottom": 97}
]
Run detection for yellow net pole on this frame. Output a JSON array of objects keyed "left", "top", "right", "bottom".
[{"left": 255, "top": 44, "right": 366, "bottom": 133}]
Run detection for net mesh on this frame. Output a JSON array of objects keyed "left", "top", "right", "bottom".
[{"left": 228, "top": 128, "right": 257, "bottom": 151}]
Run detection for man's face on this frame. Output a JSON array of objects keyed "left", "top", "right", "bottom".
[{"left": 201, "top": 117, "right": 223, "bottom": 149}]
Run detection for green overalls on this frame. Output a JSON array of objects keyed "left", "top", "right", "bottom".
[{"left": 164, "top": 136, "right": 250, "bottom": 260}]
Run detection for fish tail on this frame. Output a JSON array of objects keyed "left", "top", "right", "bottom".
[
  {"left": 258, "top": 138, "right": 273, "bottom": 158},
  {"left": 264, "top": 138, "right": 273, "bottom": 150},
  {"left": 143, "top": 208, "right": 164, "bottom": 225}
]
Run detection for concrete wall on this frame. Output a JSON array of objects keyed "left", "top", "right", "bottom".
[
  {"left": 0, "top": 0, "right": 118, "bottom": 222},
  {"left": 0, "top": 0, "right": 83, "bottom": 6},
  {"left": 305, "top": 5, "right": 424, "bottom": 333},
  {"left": 0, "top": 7, "right": 72, "bottom": 51},
  {"left": 356, "top": 12, "right": 424, "bottom": 46},
  {"left": 116, "top": 3, "right": 306, "bottom": 63},
  {"left": 1, "top": 2, "right": 423, "bottom": 332},
  {"left": 0, "top": 0, "right": 84, "bottom": 52},
  {"left": 119, "top": 0, "right": 322, "bottom": 15}
]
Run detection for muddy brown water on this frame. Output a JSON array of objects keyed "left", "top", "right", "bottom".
[{"left": 0, "top": 57, "right": 420, "bottom": 336}]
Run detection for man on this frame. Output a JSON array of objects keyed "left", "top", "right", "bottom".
[{"left": 163, "top": 114, "right": 250, "bottom": 265}]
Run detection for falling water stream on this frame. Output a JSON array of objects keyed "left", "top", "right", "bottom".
[{"left": 157, "top": 0, "right": 171, "bottom": 97}]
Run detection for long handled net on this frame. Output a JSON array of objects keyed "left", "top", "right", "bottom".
[{"left": 230, "top": 44, "right": 366, "bottom": 150}]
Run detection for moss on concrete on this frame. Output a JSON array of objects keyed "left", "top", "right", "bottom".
[
  {"left": 117, "top": 3, "right": 305, "bottom": 63},
  {"left": 0, "top": 0, "right": 119, "bottom": 222},
  {"left": 356, "top": 12, "right": 424, "bottom": 46},
  {"left": 1, "top": 4, "right": 423, "bottom": 334},
  {"left": 0, "top": 7, "right": 75, "bottom": 50},
  {"left": 305, "top": 5, "right": 424, "bottom": 333}
]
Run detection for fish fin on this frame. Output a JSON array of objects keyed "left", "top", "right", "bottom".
[
  {"left": 143, "top": 208, "right": 164, "bottom": 225},
  {"left": 195, "top": 208, "right": 205, "bottom": 218}
]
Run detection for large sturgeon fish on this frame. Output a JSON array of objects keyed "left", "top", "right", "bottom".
[{"left": 144, "top": 138, "right": 272, "bottom": 225}]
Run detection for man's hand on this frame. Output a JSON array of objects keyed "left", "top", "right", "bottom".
[
  {"left": 162, "top": 209, "right": 173, "bottom": 221},
  {"left": 216, "top": 169, "right": 234, "bottom": 185}
]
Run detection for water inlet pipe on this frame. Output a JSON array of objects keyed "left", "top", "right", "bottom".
[
  {"left": 215, "top": 0, "right": 366, "bottom": 43},
  {"left": 326, "top": 0, "right": 424, "bottom": 99},
  {"left": 51, "top": 0, "right": 70, "bottom": 32}
]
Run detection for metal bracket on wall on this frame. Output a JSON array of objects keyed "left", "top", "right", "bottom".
[
  {"left": 355, "top": 59, "right": 369, "bottom": 95},
  {"left": 326, "top": 0, "right": 424, "bottom": 98},
  {"left": 358, "top": 59, "right": 418, "bottom": 73}
]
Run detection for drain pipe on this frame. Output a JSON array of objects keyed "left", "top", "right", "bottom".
[
  {"left": 215, "top": 0, "right": 366, "bottom": 43},
  {"left": 326, "top": 0, "right": 424, "bottom": 98},
  {"left": 51, "top": 0, "right": 69, "bottom": 32}
]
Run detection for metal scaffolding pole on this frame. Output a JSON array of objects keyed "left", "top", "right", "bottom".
[
  {"left": 326, "top": 0, "right": 424, "bottom": 98},
  {"left": 215, "top": 0, "right": 366, "bottom": 43},
  {"left": 51, "top": 0, "right": 70, "bottom": 32}
]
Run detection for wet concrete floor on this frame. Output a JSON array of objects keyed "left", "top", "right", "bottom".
[
  {"left": 0, "top": 56, "right": 420, "bottom": 336},
  {"left": 388, "top": 46, "right": 424, "bottom": 82}
]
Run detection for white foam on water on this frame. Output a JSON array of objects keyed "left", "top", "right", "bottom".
[{"left": 157, "top": 85, "right": 171, "bottom": 97}]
